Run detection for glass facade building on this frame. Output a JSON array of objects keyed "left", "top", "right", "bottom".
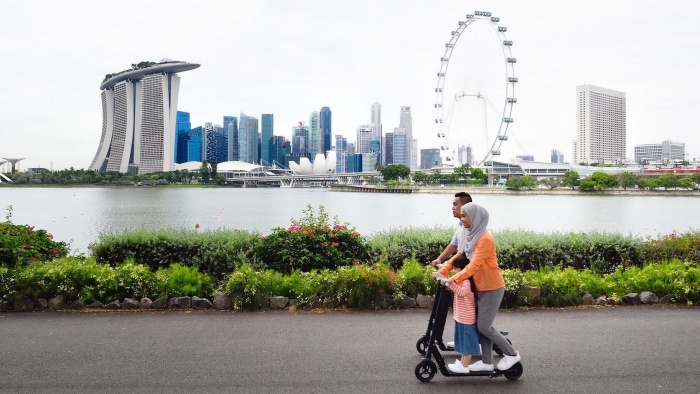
[
  {"left": 320, "top": 107, "right": 332, "bottom": 154},
  {"left": 261, "top": 114, "right": 274, "bottom": 165}
]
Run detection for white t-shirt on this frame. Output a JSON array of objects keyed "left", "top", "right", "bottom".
[{"left": 450, "top": 222, "right": 464, "bottom": 247}]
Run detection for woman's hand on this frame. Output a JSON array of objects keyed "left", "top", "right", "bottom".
[{"left": 440, "top": 277, "right": 450, "bottom": 287}]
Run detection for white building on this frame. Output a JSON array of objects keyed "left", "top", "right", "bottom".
[
  {"left": 308, "top": 111, "right": 321, "bottom": 155},
  {"left": 399, "top": 106, "right": 414, "bottom": 169},
  {"left": 89, "top": 61, "right": 199, "bottom": 174},
  {"left": 573, "top": 84, "right": 626, "bottom": 165},
  {"left": 634, "top": 141, "right": 685, "bottom": 163},
  {"left": 356, "top": 125, "right": 373, "bottom": 154}
]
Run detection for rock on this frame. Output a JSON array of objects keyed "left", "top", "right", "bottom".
[
  {"left": 623, "top": 293, "right": 641, "bottom": 305},
  {"left": 416, "top": 294, "right": 434, "bottom": 308},
  {"left": 121, "top": 298, "right": 140, "bottom": 309},
  {"left": 640, "top": 291, "right": 658, "bottom": 304},
  {"left": 595, "top": 296, "right": 608, "bottom": 305},
  {"left": 582, "top": 293, "right": 595, "bottom": 305},
  {"left": 35, "top": 298, "right": 48, "bottom": 310},
  {"left": 307, "top": 295, "right": 321, "bottom": 308},
  {"left": 289, "top": 299, "right": 297, "bottom": 307},
  {"left": 68, "top": 300, "right": 86, "bottom": 309},
  {"left": 13, "top": 297, "right": 35, "bottom": 311},
  {"left": 139, "top": 298, "right": 153, "bottom": 309},
  {"left": 192, "top": 296, "right": 213, "bottom": 309},
  {"left": 270, "top": 296, "right": 289, "bottom": 309},
  {"left": 87, "top": 301, "right": 104, "bottom": 309},
  {"left": 658, "top": 294, "right": 673, "bottom": 303},
  {"left": 525, "top": 286, "right": 541, "bottom": 299},
  {"left": 213, "top": 292, "right": 232, "bottom": 310},
  {"left": 152, "top": 296, "right": 169, "bottom": 309},
  {"left": 168, "top": 297, "right": 191, "bottom": 309},
  {"left": 48, "top": 294, "right": 68, "bottom": 310},
  {"left": 394, "top": 294, "right": 417, "bottom": 309},
  {"left": 105, "top": 300, "right": 121, "bottom": 309}
]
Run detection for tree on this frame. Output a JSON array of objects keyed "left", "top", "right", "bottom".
[
  {"left": 505, "top": 176, "right": 524, "bottom": 190},
  {"left": 588, "top": 172, "right": 619, "bottom": 190},
  {"left": 617, "top": 172, "right": 636, "bottom": 190},
  {"left": 412, "top": 171, "right": 428, "bottom": 184},
  {"left": 539, "top": 177, "right": 562, "bottom": 189},
  {"left": 381, "top": 164, "right": 410, "bottom": 181},
  {"left": 199, "top": 160, "right": 210, "bottom": 183},
  {"left": 691, "top": 172, "right": 700, "bottom": 186},
  {"left": 374, "top": 162, "right": 383, "bottom": 172},
  {"left": 579, "top": 178, "right": 596, "bottom": 191},
  {"left": 657, "top": 174, "right": 679, "bottom": 190},
  {"left": 470, "top": 168, "right": 488, "bottom": 184},
  {"left": 635, "top": 177, "right": 650, "bottom": 190},
  {"left": 210, "top": 161, "right": 218, "bottom": 179},
  {"left": 562, "top": 171, "right": 580, "bottom": 189},
  {"left": 453, "top": 164, "right": 471, "bottom": 183},
  {"left": 678, "top": 177, "right": 696, "bottom": 190},
  {"left": 521, "top": 175, "right": 537, "bottom": 190}
]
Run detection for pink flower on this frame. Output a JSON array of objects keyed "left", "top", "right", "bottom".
[
  {"left": 22, "top": 243, "right": 30, "bottom": 249},
  {"left": 194, "top": 223, "right": 200, "bottom": 229},
  {"left": 48, "top": 234, "right": 54, "bottom": 239},
  {"left": 52, "top": 249, "right": 58, "bottom": 255},
  {"left": 332, "top": 242, "right": 339, "bottom": 247}
]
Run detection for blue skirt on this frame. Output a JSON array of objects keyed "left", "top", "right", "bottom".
[{"left": 454, "top": 321, "right": 480, "bottom": 355}]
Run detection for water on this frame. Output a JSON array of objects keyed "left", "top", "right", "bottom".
[{"left": 1, "top": 187, "right": 699, "bottom": 254}]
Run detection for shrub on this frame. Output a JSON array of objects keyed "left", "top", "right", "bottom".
[
  {"left": 90, "top": 227, "right": 259, "bottom": 279},
  {"left": 604, "top": 260, "right": 700, "bottom": 303},
  {"left": 331, "top": 262, "right": 396, "bottom": 308},
  {"left": 252, "top": 205, "right": 372, "bottom": 273},
  {"left": 367, "top": 226, "right": 453, "bottom": 269},
  {"left": 395, "top": 259, "right": 436, "bottom": 298},
  {"left": 0, "top": 205, "right": 69, "bottom": 268},
  {"left": 155, "top": 264, "right": 213, "bottom": 298},
  {"left": 642, "top": 231, "right": 700, "bottom": 264},
  {"left": 0, "top": 266, "right": 17, "bottom": 304},
  {"left": 222, "top": 264, "right": 275, "bottom": 310}
]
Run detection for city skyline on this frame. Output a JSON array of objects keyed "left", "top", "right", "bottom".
[{"left": 1, "top": 0, "right": 699, "bottom": 170}]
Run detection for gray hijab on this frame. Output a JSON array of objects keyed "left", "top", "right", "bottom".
[{"left": 458, "top": 203, "right": 489, "bottom": 260}]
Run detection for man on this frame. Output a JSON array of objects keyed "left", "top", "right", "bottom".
[{"left": 431, "top": 192, "right": 472, "bottom": 267}]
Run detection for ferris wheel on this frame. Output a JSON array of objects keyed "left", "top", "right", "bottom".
[{"left": 434, "top": 11, "right": 517, "bottom": 167}]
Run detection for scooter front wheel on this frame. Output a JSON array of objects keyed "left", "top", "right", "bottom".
[
  {"left": 416, "top": 335, "right": 429, "bottom": 355},
  {"left": 415, "top": 359, "right": 437, "bottom": 382},
  {"left": 503, "top": 362, "right": 523, "bottom": 381}
]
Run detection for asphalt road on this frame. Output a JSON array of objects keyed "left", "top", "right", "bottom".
[{"left": 1, "top": 305, "right": 698, "bottom": 394}]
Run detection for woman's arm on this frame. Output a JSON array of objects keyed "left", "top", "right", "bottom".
[{"left": 448, "top": 235, "right": 495, "bottom": 282}]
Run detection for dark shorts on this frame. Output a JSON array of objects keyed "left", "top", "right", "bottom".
[{"left": 454, "top": 321, "right": 480, "bottom": 355}]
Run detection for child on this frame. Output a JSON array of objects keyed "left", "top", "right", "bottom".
[{"left": 438, "top": 255, "right": 479, "bottom": 374}]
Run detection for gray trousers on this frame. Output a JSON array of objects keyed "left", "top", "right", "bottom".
[{"left": 475, "top": 287, "right": 516, "bottom": 364}]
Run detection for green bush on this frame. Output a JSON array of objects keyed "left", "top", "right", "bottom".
[
  {"left": 222, "top": 264, "right": 275, "bottom": 310},
  {"left": 395, "top": 259, "right": 436, "bottom": 298},
  {"left": 0, "top": 205, "right": 70, "bottom": 268},
  {"left": 252, "top": 205, "right": 372, "bottom": 273},
  {"left": 642, "top": 231, "right": 700, "bottom": 263},
  {"left": 331, "top": 263, "right": 395, "bottom": 308},
  {"left": 0, "top": 265, "right": 16, "bottom": 304},
  {"left": 90, "top": 227, "right": 259, "bottom": 279},
  {"left": 156, "top": 264, "right": 213, "bottom": 297},
  {"left": 367, "top": 226, "right": 453, "bottom": 269}
]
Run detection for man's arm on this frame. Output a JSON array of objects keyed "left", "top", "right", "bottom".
[{"left": 430, "top": 243, "right": 457, "bottom": 267}]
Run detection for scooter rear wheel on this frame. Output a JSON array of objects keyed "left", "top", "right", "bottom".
[
  {"left": 415, "top": 359, "right": 437, "bottom": 382},
  {"left": 503, "top": 362, "right": 523, "bottom": 381},
  {"left": 416, "top": 335, "right": 429, "bottom": 355}
]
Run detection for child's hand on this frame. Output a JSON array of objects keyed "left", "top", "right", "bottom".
[{"left": 440, "top": 278, "right": 450, "bottom": 287}]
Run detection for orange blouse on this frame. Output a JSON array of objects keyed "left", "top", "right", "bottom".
[{"left": 438, "top": 232, "right": 505, "bottom": 291}]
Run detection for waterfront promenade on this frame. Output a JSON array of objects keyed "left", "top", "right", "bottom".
[{"left": 1, "top": 306, "right": 698, "bottom": 393}]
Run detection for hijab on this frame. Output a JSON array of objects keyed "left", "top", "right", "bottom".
[{"left": 458, "top": 203, "right": 489, "bottom": 260}]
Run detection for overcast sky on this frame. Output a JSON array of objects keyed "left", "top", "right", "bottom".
[{"left": 1, "top": 0, "right": 699, "bottom": 171}]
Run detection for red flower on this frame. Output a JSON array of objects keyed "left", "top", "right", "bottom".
[
  {"left": 194, "top": 223, "right": 200, "bottom": 229},
  {"left": 48, "top": 233, "right": 54, "bottom": 239},
  {"left": 22, "top": 243, "right": 30, "bottom": 249},
  {"left": 52, "top": 249, "right": 58, "bottom": 255}
]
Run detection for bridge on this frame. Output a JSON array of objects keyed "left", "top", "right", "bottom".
[{"left": 220, "top": 172, "right": 378, "bottom": 188}]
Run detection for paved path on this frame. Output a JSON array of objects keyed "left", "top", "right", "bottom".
[{"left": 1, "top": 306, "right": 698, "bottom": 393}]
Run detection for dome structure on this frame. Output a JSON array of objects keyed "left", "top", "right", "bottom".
[{"left": 288, "top": 152, "right": 337, "bottom": 175}]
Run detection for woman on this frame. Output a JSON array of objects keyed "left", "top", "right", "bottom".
[{"left": 432, "top": 203, "right": 521, "bottom": 372}]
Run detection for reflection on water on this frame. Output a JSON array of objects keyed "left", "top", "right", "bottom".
[{"left": 1, "top": 187, "right": 698, "bottom": 253}]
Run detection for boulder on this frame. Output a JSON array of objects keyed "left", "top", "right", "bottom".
[
  {"left": 192, "top": 296, "right": 213, "bottom": 309},
  {"left": 582, "top": 293, "right": 595, "bottom": 306},
  {"left": 595, "top": 296, "right": 608, "bottom": 306},
  {"left": 658, "top": 294, "right": 673, "bottom": 304},
  {"left": 394, "top": 294, "right": 417, "bottom": 309},
  {"left": 416, "top": 294, "right": 434, "bottom": 308},
  {"left": 640, "top": 291, "right": 658, "bottom": 304},
  {"left": 289, "top": 299, "right": 297, "bottom": 307},
  {"left": 139, "top": 298, "right": 153, "bottom": 309},
  {"left": 87, "top": 301, "right": 104, "bottom": 309},
  {"left": 48, "top": 294, "right": 68, "bottom": 310},
  {"left": 168, "top": 297, "right": 191, "bottom": 309},
  {"left": 68, "top": 300, "right": 86, "bottom": 309},
  {"left": 121, "top": 298, "right": 140, "bottom": 309},
  {"left": 152, "top": 296, "right": 169, "bottom": 309},
  {"left": 623, "top": 293, "right": 641, "bottom": 305},
  {"left": 105, "top": 300, "right": 121, "bottom": 309},
  {"left": 35, "top": 298, "right": 48, "bottom": 310},
  {"left": 270, "top": 296, "right": 289, "bottom": 309},
  {"left": 213, "top": 292, "right": 232, "bottom": 310}
]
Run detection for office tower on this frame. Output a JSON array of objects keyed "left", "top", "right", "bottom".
[
  {"left": 575, "top": 84, "right": 626, "bottom": 165},
  {"left": 457, "top": 145, "right": 473, "bottom": 166},
  {"left": 223, "top": 116, "right": 238, "bottom": 162},
  {"left": 356, "top": 125, "right": 373, "bottom": 154},
  {"left": 371, "top": 103, "right": 383, "bottom": 164},
  {"left": 411, "top": 138, "right": 418, "bottom": 170},
  {"left": 391, "top": 128, "right": 407, "bottom": 166},
  {"left": 261, "top": 114, "right": 274, "bottom": 165},
  {"left": 634, "top": 141, "right": 685, "bottom": 163},
  {"left": 320, "top": 106, "right": 332, "bottom": 153},
  {"left": 384, "top": 132, "right": 394, "bottom": 164},
  {"left": 516, "top": 155, "right": 534, "bottom": 162},
  {"left": 175, "top": 111, "right": 191, "bottom": 164},
  {"left": 183, "top": 126, "right": 202, "bottom": 162},
  {"left": 309, "top": 111, "right": 321, "bottom": 155},
  {"left": 204, "top": 123, "right": 227, "bottom": 163},
  {"left": 399, "top": 106, "right": 413, "bottom": 169},
  {"left": 421, "top": 149, "right": 441, "bottom": 169},
  {"left": 551, "top": 149, "right": 564, "bottom": 163},
  {"left": 292, "top": 123, "right": 310, "bottom": 155},
  {"left": 272, "top": 135, "right": 288, "bottom": 166},
  {"left": 238, "top": 113, "right": 259, "bottom": 164},
  {"left": 335, "top": 135, "right": 348, "bottom": 173},
  {"left": 89, "top": 61, "right": 200, "bottom": 173}
]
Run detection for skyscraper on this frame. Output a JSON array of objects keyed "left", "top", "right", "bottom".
[
  {"left": 261, "top": 114, "right": 274, "bottom": 165},
  {"left": 308, "top": 111, "right": 321, "bottom": 155},
  {"left": 292, "top": 123, "right": 310, "bottom": 155},
  {"left": 574, "top": 84, "right": 626, "bottom": 165},
  {"left": 239, "top": 113, "right": 259, "bottom": 164},
  {"left": 391, "top": 128, "right": 407, "bottom": 166},
  {"left": 320, "top": 107, "right": 332, "bottom": 153},
  {"left": 551, "top": 149, "right": 564, "bottom": 163},
  {"left": 89, "top": 60, "right": 200, "bottom": 173},
  {"left": 399, "top": 106, "right": 413, "bottom": 169},
  {"left": 204, "top": 123, "right": 227, "bottom": 164},
  {"left": 371, "top": 103, "right": 383, "bottom": 164},
  {"left": 175, "top": 111, "right": 191, "bottom": 164},
  {"left": 224, "top": 116, "right": 239, "bottom": 162},
  {"left": 356, "top": 125, "right": 373, "bottom": 154}
]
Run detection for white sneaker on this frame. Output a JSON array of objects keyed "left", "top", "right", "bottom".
[
  {"left": 448, "top": 359, "right": 462, "bottom": 367},
  {"left": 468, "top": 360, "right": 494, "bottom": 372},
  {"left": 447, "top": 362, "right": 470, "bottom": 374},
  {"left": 496, "top": 352, "right": 521, "bottom": 371},
  {"left": 445, "top": 341, "right": 455, "bottom": 348}
]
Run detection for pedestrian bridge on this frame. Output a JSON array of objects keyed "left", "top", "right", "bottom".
[{"left": 221, "top": 172, "right": 378, "bottom": 187}]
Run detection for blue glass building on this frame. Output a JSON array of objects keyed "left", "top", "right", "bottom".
[
  {"left": 261, "top": 114, "right": 274, "bottom": 165},
  {"left": 175, "top": 111, "right": 191, "bottom": 163},
  {"left": 224, "top": 116, "right": 238, "bottom": 161},
  {"left": 320, "top": 107, "right": 332, "bottom": 153}
]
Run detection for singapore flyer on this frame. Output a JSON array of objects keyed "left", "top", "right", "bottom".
[{"left": 434, "top": 10, "right": 517, "bottom": 167}]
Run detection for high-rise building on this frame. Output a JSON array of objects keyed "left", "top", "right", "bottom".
[
  {"left": 204, "top": 123, "right": 227, "bottom": 164},
  {"left": 175, "top": 111, "right": 191, "bottom": 163},
  {"left": 89, "top": 61, "right": 200, "bottom": 173},
  {"left": 370, "top": 103, "right": 383, "bottom": 165},
  {"left": 574, "top": 84, "right": 626, "bottom": 165},
  {"left": 421, "top": 149, "right": 441, "bottom": 169},
  {"left": 391, "top": 128, "right": 407, "bottom": 166},
  {"left": 238, "top": 113, "right": 259, "bottom": 164},
  {"left": 320, "top": 107, "right": 332, "bottom": 153},
  {"left": 335, "top": 135, "right": 348, "bottom": 173},
  {"left": 457, "top": 145, "right": 473, "bottom": 166},
  {"left": 292, "top": 123, "right": 310, "bottom": 155},
  {"left": 177, "top": 126, "right": 202, "bottom": 163},
  {"left": 399, "top": 106, "right": 414, "bottom": 169},
  {"left": 224, "top": 116, "right": 238, "bottom": 162},
  {"left": 516, "top": 155, "right": 534, "bottom": 162},
  {"left": 384, "top": 133, "right": 394, "bottom": 165},
  {"left": 356, "top": 125, "right": 373, "bottom": 154},
  {"left": 308, "top": 111, "right": 321, "bottom": 155},
  {"left": 261, "top": 114, "right": 274, "bottom": 165},
  {"left": 634, "top": 140, "right": 685, "bottom": 163},
  {"left": 551, "top": 149, "right": 564, "bottom": 163},
  {"left": 272, "top": 135, "right": 288, "bottom": 166}
]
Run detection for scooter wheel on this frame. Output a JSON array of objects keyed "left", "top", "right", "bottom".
[
  {"left": 503, "top": 362, "right": 523, "bottom": 381},
  {"left": 494, "top": 338, "right": 512, "bottom": 356},
  {"left": 415, "top": 359, "right": 437, "bottom": 382},
  {"left": 416, "top": 336, "right": 429, "bottom": 355}
]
